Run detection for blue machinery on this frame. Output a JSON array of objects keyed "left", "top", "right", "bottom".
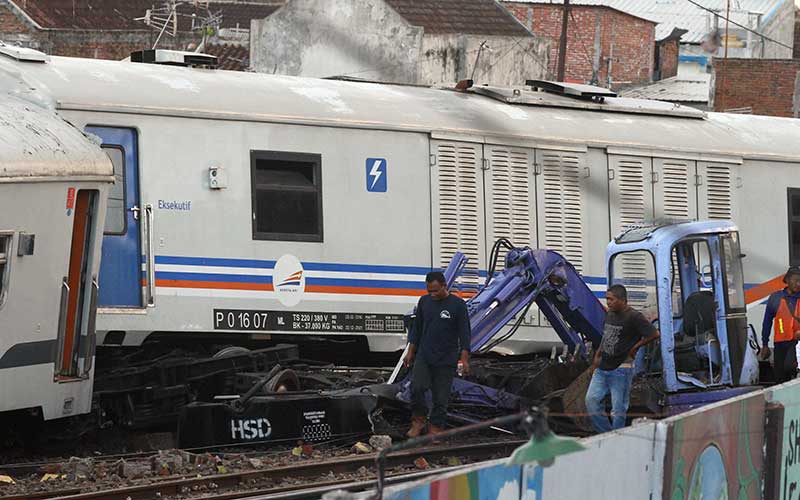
[{"left": 392, "top": 220, "right": 761, "bottom": 419}]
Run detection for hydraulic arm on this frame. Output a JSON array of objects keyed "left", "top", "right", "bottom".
[{"left": 447, "top": 239, "right": 606, "bottom": 355}]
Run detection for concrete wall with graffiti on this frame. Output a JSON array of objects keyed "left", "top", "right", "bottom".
[
  {"left": 766, "top": 378, "right": 800, "bottom": 500},
  {"left": 662, "top": 392, "right": 765, "bottom": 499},
  {"left": 335, "top": 385, "right": 799, "bottom": 500},
  {"left": 372, "top": 423, "right": 662, "bottom": 500}
]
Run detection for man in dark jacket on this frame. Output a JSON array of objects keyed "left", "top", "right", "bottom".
[
  {"left": 585, "top": 284, "right": 660, "bottom": 433},
  {"left": 403, "top": 271, "right": 471, "bottom": 438},
  {"left": 760, "top": 266, "right": 800, "bottom": 383}
]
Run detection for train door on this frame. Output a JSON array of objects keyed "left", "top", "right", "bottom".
[
  {"left": 85, "top": 127, "right": 143, "bottom": 308},
  {"left": 56, "top": 190, "right": 99, "bottom": 378}
]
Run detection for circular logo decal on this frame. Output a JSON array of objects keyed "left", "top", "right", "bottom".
[{"left": 273, "top": 254, "right": 305, "bottom": 307}]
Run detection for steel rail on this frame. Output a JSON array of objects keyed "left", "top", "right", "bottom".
[{"left": 25, "top": 439, "right": 523, "bottom": 500}]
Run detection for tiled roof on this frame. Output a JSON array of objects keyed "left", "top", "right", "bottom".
[
  {"left": 621, "top": 74, "right": 710, "bottom": 102},
  {"left": 10, "top": 0, "right": 281, "bottom": 31},
  {"left": 505, "top": 0, "right": 787, "bottom": 42},
  {"left": 385, "top": 0, "right": 531, "bottom": 36},
  {"left": 209, "top": 2, "right": 282, "bottom": 29},
  {"left": 204, "top": 42, "right": 250, "bottom": 70}
]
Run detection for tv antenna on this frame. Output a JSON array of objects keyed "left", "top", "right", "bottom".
[{"left": 136, "top": 1, "right": 222, "bottom": 50}]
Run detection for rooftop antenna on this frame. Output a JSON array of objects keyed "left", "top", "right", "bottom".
[{"left": 135, "top": 1, "right": 221, "bottom": 50}]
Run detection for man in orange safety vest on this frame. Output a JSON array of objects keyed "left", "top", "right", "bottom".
[{"left": 760, "top": 266, "right": 800, "bottom": 383}]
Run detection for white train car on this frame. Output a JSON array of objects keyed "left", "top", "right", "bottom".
[
  {"left": 0, "top": 46, "right": 113, "bottom": 422},
  {"left": 4, "top": 48, "right": 799, "bottom": 356}
]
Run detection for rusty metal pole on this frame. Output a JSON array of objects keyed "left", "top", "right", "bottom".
[{"left": 556, "top": 0, "right": 570, "bottom": 81}]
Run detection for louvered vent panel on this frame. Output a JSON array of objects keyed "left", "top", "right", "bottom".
[
  {"left": 705, "top": 164, "right": 732, "bottom": 220},
  {"left": 616, "top": 158, "right": 647, "bottom": 231},
  {"left": 614, "top": 158, "right": 649, "bottom": 310},
  {"left": 437, "top": 143, "right": 481, "bottom": 284},
  {"left": 540, "top": 151, "right": 583, "bottom": 272},
  {"left": 489, "top": 147, "right": 532, "bottom": 254},
  {"left": 661, "top": 160, "right": 690, "bottom": 219}
]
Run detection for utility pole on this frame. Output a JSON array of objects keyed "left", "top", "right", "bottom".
[
  {"left": 719, "top": 0, "right": 731, "bottom": 111},
  {"left": 556, "top": 0, "right": 570, "bottom": 81}
]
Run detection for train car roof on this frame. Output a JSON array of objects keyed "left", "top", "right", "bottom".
[
  {"left": 0, "top": 93, "right": 113, "bottom": 181},
  {"left": 6, "top": 54, "right": 800, "bottom": 163}
]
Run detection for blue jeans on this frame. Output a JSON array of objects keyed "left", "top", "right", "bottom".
[{"left": 585, "top": 365, "right": 633, "bottom": 433}]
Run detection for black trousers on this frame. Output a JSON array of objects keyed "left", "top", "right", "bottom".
[
  {"left": 410, "top": 357, "right": 455, "bottom": 428},
  {"left": 774, "top": 341, "right": 798, "bottom": 384}
]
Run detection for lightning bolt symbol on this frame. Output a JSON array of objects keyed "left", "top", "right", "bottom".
[{"left": 369, "top": 159, "right": 383, "bottom": 189}]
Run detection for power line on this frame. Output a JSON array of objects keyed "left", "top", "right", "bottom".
[{"left": 684, "top": 0, "right": 793, "bottom": 51}]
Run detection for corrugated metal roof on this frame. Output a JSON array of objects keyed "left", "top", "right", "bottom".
[
  {"left": 384, "top": 0, "right": 532, "bottom": 36},
  {"left": 621, "top": 74, "right": 710, "bottom": 102},
  {"left": 505, "top": 0, "right": 788, "bottom": 42}
]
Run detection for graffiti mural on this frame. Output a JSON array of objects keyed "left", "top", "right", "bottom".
[
  {"left": 767, "top": 379, "right": 800, "bottom": 500},
  {"left": 386, "top": 462, "right": 524, "bottom": 500},
  {"left": 664, "top": 393, "right": 765, "bottom": 500}
]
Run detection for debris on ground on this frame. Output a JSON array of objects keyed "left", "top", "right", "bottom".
[
  {"left": 368, "top": 435, "right": 392, "bottom": 451},
  {"left": 351, "top": 442, "right": 372, "bottom": 454}
]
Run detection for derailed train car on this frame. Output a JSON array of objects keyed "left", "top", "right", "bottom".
[
  {"left": 0, "top": 46, "right": 113, "bottom": 426},
  {"left": 3, "top": 48, "right": 800, "bottom": 359}
]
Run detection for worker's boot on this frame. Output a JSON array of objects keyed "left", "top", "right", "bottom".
[
  {"left": 427, "top": 424, "right": 444, "bottom": 443},
  {"left": 406, "top": 416, "right": 427, "bottom": 439}
]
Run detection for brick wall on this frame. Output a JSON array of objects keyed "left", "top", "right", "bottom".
[
  {"left": 656, "top": 38, "right": 679, "bottom": 80},
  {"left": 503, "top": 2, "right": 654, "bottom": 88},
  {"left": 0, "top": 5, "right": 39, "bottom": 46},
  {"left": 0, "top": 6, "right": 29, "bottom": 32},
  {"left": 712, "top": 58, "right": 800, "bottom": 117},
  {"left": 43, "top": 31, "right": 194, "bottom": 60}
]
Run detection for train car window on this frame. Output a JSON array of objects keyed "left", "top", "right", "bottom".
[
  {"left": 789, "top": 188, "right": 800, "bottom": 266},
  {"left": 250, "top": 151, "right": 323, "bottom": 242},
  {"left": 0, "top": 233, "right": 11, "bottom": 308},
  {"left": 102, "top": 146, "right": 126, "bottom": 235}
]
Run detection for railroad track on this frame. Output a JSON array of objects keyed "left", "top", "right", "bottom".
[{"left": 3, "top": 439, "right": 523, "bottom": 500}]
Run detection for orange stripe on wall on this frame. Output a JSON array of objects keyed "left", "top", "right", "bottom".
[
  {"left": 155, "top": 280, "right": 274, "bottom": 292},
  {"left": 305, "top": 285, "right": 425, "bottom": 296},
  {"left": 745, "top": 275, "right": 784, "bottom": 305},
  {"left": 145, "top": 280, "right": 476, "bottom": 298}
]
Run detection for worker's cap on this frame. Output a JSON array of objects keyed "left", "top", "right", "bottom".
[{"left": 783, "top": 266, "right": 800, "bottom": 283}]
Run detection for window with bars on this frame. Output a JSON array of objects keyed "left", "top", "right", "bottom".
[
  {"left": 0, "top": 233, "right": 11, "bottom": 308},
  {"left": 250, "top": 151, "right": 323, "bottom": 242}
]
